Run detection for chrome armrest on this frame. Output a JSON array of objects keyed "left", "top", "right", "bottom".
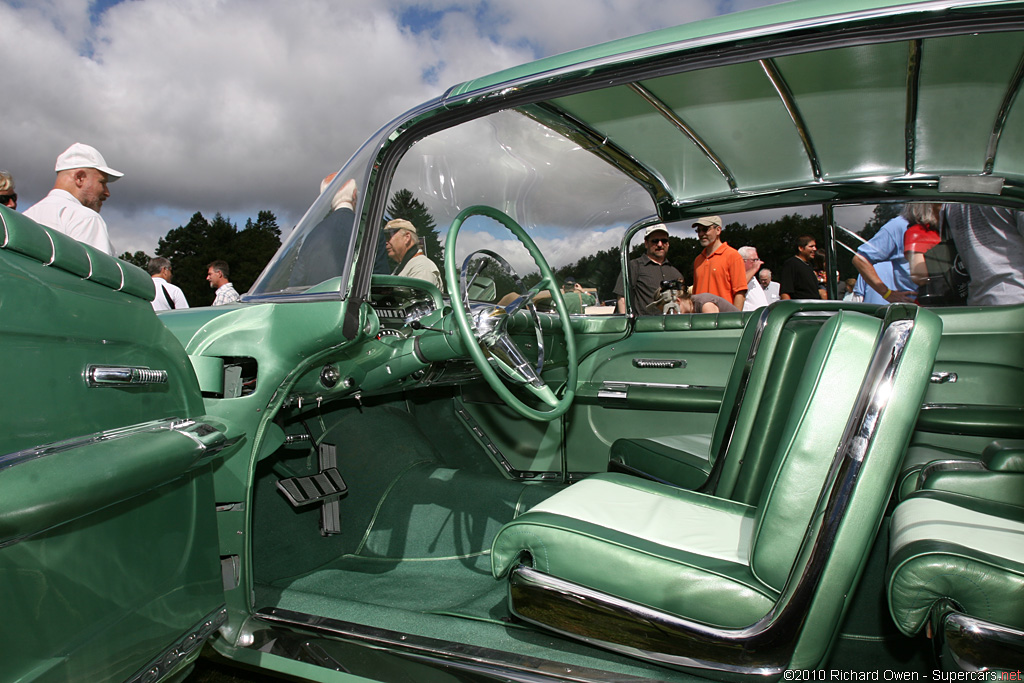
[{"left": 930, "top": 599, "right": 1024, "bottom": 673}]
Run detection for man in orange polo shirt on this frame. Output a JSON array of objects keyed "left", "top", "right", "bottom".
[{"left": 692, "top": 216, "right": 747, "bottom": 310}]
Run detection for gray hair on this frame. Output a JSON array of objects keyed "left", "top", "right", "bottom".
[
  {"left": 147, "top": 256, "right": 171, "bottom": 276},
  {"left": 737, "top": 245, "right": 758, "bottom": 260},
  {"left": 901, "top": 202, "right": 941, "bottom": 227},
  {"left": 0, "top": 171, "right": 13, "bottom": 194}
]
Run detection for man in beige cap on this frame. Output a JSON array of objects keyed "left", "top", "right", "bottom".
[
  {"left": 383, "top": 218, "right": 443, "bottom": 290},
  {"left": 23, "top": 143, "right": 123, "bottom": 256},
  {"left": 692, "top": 215, "right": 747, "bottom": 310}
]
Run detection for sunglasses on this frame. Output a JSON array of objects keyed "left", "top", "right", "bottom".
[
  {"left": 383, "top": 228, "right": 401, "bottom": 241},
  {"left": 694, "top": 225, "right": 717, "bottom": 233},
  {"left": 647, "top": 237, "right": 670, "bottom": 245},
  {"left": 0, "top": 193, "right": 16, "bottom": 205}
]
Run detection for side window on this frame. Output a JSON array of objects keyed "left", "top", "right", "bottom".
[
  {"left": 622, "top": 209, "right": 827, "bottom": 315},
  {"left": 835, "top": 203, "right": 1024, "bottom": 308}
]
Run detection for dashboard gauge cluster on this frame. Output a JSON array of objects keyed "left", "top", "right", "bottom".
[{"left": 369, "top": 285, "right": 437, "bottom": 330}]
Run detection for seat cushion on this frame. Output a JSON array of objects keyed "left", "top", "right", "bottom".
[
  {"left": 887, "top": 491, "right": 1024, "bottom": 636},
  {"left": 491, "top": 472, "right": 778, "bottom": 628}
]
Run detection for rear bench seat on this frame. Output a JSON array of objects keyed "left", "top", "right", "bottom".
[{"left": 887, "top": 490, "right": 1024, "bottom": 670}]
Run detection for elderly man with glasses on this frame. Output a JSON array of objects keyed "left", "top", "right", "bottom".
[
  {"left": 692, "top": 216, "right": 747, "bottom": 310},
  {"left": 383, "top": 218, "right": 443, "bottom": 291}
]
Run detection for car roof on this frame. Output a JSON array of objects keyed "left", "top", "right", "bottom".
[{"left": 435, "top": 0, "right": 1024, "bottom": 220}]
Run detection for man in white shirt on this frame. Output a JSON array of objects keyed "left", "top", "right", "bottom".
[
  {"left": 207, "top": 260, "right": 242, "bottom": 305},
  {"left": 737, "top": 246, "right": 769, "bottom": 311},
  {"left": 23, "top": 143, "right": 122, "bottom": 256},
  {"left": 148, "top": 257, "right": 189, "bottom": 311},
  {"left": 758, "top": 268, "right": 781, "bottom": 303}
]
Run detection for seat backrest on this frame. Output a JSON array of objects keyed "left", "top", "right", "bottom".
[
  {"left": 703, "top": 301, "right": 884, "bottom": 501},
  {"left": 759, "top": 306, "right": 942, "bottom": 669},
  {"left": 748, "top": 309, "right": 883, "bottom": 589}
]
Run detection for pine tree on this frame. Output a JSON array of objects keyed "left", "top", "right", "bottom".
[
  {"left": 156, "top": 210, "right": 282, "bottom": 305},
  {"left": 119, "top": 250, "right": 151, "bottom": 269}
]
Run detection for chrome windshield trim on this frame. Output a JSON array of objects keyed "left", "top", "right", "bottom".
[
  {"left": 905, "top": 39, "right": 923, "bottom": 174},
  {"left": 628, "top": 82, "right": 737, "bottom": 191},
  {"left": 760, "top": 58, "right": 821, "bottom": 182},
  {"left": 984, "top": 46, "right": 1024, "bottom": 175},
  {"left": 508, "top": 312, "right": 918, "bottom": 675}
]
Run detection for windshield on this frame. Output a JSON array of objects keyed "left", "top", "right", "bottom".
[
  {"left": 247, "top": 137, "right": 379, "bottom": 297},
  {"left": 381, "top": 109, "right": 657, "bottom": 303}
]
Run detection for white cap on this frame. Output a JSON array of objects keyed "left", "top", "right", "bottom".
[
  {"left": 55, "top": 143, "right": 123, "bottom": 180},
  {"left": 644, "top": 224, "right": 669, "bottom": 238}
]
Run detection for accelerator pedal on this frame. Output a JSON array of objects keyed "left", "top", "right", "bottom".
[{"left": 275, "top": 443, "right": 347, "bottom": 536}]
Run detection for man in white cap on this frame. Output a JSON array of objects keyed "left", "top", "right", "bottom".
[
  {"left": 383, "top": 218, "right": 443, "bottom": 290},
  {"left": 23, "top": 143, "right": 123, "bottom": 256}
]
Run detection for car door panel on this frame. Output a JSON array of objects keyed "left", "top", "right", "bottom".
[
  {"left": 566, "top": 313, "right": 746, "bottom": 473},
  {"left": 914, "top": 304, "right": 1024, "bottom": 446},
  {"left": 0, "top": 208, "right": 228, "bottom": 682}
]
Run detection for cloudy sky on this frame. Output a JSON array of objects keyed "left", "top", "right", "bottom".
[{"left": 2, "top": 0, "right": 788, "bottom": 258}]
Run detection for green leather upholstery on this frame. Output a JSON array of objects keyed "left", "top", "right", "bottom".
[
  {"left": 492, "top": 473, "right": 775, "bottom": 627},
  {"left": 492, "top": 306, "right": 942, "bottom": 674},
  {"left": 897, "top": 439, "right": 1024, "bottom": 504},
  {"left": 0, "top": 206, "right": 155, "bottom": 301},
  {"left": 887, "top": 490, "right": 1024, "bottom": 636},
  {"left": 611, "top": 302, "right": 875, "bottom": 501}
]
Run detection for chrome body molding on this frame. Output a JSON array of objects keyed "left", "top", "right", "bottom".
[
  {"left": 86, "top": 364, "right": 168, "bottom": 387},
  {"left": 126, "top": 607, "right": 227, "bottom": 683},
  {"left": 930, "top": 600, "right": 1024, "bottom": 672},
  {"left": 506, "top": 314, "right": 917, "bottom": 675},
  {"left": 0, "top": 417, "right": 227, "bottom": 473},
  {"left": 251, "top": 606, "right": 650, "bottom": 683}
]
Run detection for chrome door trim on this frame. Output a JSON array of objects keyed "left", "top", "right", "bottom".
[
  {"left": 126, "top": 607, "right": 227, "bottom": 683},
  {"left": 252, "top": 607, "right": 643, "bottom": 683},
  {"left": 86, "top": 364, "right": 168, "bottom": 387},
  {"left": 0, "top": 418, "right": 225, "bottom": 472}
]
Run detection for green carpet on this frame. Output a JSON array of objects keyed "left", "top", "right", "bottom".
[{"left": 265, "top": 461, "right": 560, "bottom": 624}]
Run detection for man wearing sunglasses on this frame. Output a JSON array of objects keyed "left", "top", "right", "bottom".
[
  {"left": 383, "top": 218, "right": 443, "bottom": 291},
  {"left": 614, "top": 224, "right": 683, "bottom": 315},
  {"left": 692, "top": 216, "right": 747, "bottom": 311}
]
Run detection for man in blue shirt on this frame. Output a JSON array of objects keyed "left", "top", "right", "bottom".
[{"left": 851, "top": 213, "right": 917, "bottom": 304}]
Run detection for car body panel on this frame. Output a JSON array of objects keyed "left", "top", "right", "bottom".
[
  {"left": 0, "top": 207, "right": 230, "bottom": 682},
  {"left": 6, "top": 1, "right": 1024, "bottom": 681}
]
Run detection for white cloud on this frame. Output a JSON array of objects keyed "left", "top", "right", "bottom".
[{"left": 1, "top": 0, "right": 785, "bottom": 261}]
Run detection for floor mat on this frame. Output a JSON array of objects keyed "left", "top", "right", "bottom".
[{"left": 268, "top": 462, "right": 561, "bottom": 623}]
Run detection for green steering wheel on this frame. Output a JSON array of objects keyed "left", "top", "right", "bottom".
[{"left": 444, "top": 205, "right": 578, "bottom": 422}]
